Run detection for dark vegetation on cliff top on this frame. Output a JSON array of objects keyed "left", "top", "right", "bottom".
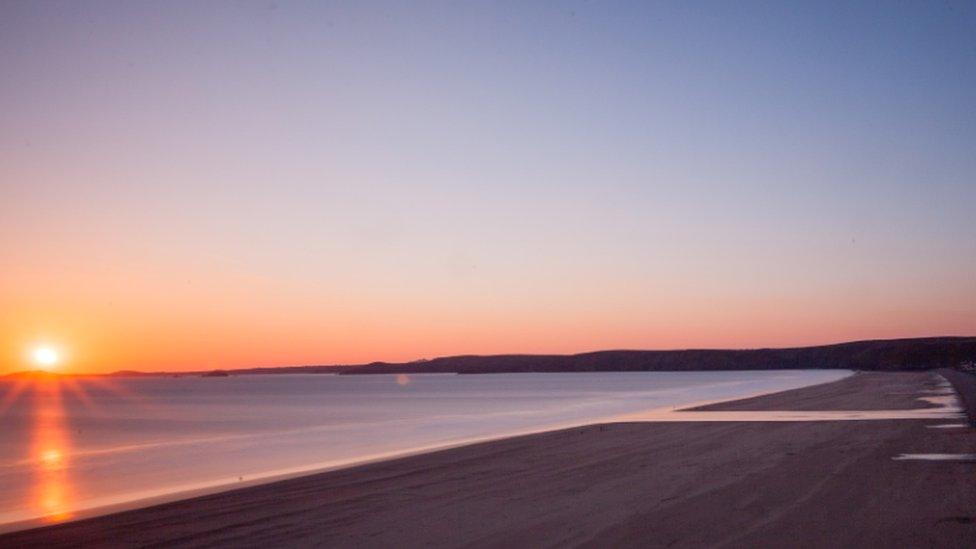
[{"left": 339, "top": 337, "right": 976, "bottom": 375}]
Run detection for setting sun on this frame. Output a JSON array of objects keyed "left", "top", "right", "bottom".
[{"left": 31, "top": 347, "right": 60, "bottom": 370}]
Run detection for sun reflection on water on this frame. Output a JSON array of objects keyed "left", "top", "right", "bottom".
[
  {"left": 28, "top": 376, "right": 74, "bottom": 523},
  {"left": 1, "top": 373, "right": 141, "bottom": 525}
]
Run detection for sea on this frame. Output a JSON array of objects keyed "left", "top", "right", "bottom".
[{"left": 0, "top": 369, "right": 848, "bottom": 530}]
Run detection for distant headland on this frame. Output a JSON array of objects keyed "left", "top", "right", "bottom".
[{"left": 74, "top": 336, "right": 976, "bottom": 378}]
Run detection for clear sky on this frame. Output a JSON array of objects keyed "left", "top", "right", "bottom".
[{"left": 2, "top": 1, "right": 974, "bottom": 373}]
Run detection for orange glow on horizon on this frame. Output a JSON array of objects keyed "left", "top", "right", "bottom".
[{"left": 2, "top": 275, "right": 974, "bottom": 375}]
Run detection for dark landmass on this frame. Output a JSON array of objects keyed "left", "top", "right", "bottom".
[
  {"left": 2, "top": 370, "right": 64, "bottom": 380},
  {"left": 4, "top": 371, "right": 973, "bottom": 548},
  {"left": 106, "top": 370, "right": 174, "bottom": 377},
  {"left": 22, "top": 336, "right": 972, "bottom": 379},
  {"left": 101, "top": 365, "right": 355, "bottom": 378},
  {"left": 342, "top": 336, "right": 976, "bottom": 375},
  {"left": 224, "top": 365, "right": 355, "bottom": 375}
]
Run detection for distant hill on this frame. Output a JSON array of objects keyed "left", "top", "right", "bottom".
[
  {"left": 84, "top": 337, "right": 976, "bottom": 378},
  {"left": 103, "top": 365, "right": 354, "bottom": 377},
  {"left": 3, "top": 370, "right": 64, "bottom": 380},
  {"left": 340, "top": 337, "right": 976, "bottom": 375}
]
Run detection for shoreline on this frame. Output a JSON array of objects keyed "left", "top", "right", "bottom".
[
  {"left": 3, "top": 370, "right": 975, "bottom": 547},
  {"left": 0, "top": 370, "right": 853, "bottom": 534},
  {"left": 940, "top": 369, "right": 976, "bottom": 425}
]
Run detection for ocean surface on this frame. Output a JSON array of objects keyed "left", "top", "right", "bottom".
[{"left": 0, "top": 370, "right": 848, "bottom": 529}]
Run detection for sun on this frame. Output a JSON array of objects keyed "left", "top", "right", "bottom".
[{"left": 31, "top": 346, "right": 61, "bottom": 370}]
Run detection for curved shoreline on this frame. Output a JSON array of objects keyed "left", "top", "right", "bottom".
[
  {"left": 0, "top": 370, "right": 850, "bottom": 534},
  {"left": 3, "top": 370, "right": 974, "bottom": 547},
  {"left": 939, "top": 369, "right": 976, "bottom": 425}
]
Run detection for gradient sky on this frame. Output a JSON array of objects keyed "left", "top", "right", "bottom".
[{"left": 2, "top": 1, "right": 975, "bottom": 373}]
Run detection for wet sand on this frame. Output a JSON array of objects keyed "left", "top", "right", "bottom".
[{"left": 3, "top": 371, "right": 975, "bottom": 548}]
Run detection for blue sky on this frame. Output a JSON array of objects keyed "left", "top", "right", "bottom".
[{"left": 2, "top": 1, "right": 974, "bottom": 370}]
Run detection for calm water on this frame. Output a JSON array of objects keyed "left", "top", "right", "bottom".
[{"left": 0, "top": 370, "right": 848, "bottom": 528}]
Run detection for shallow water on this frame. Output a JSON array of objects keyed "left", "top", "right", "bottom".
[
  {"left": 617, "top": 388, "right": 964, "bottom": 422},
  {"left": 0, "top": 370, "right": 848, "bottom": 528}
]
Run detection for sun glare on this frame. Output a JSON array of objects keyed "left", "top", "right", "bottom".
[{"left": 31, "top": 347, "right": 61, "bottom": 370}]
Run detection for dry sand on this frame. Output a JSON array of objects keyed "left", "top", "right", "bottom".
[{"left": 3, "top": 371, "right": 974, "bottom": 548}]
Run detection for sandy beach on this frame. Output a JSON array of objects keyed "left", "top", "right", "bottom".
[{"left": 3, "top": 371, "right": 974, "bottom": 548}]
